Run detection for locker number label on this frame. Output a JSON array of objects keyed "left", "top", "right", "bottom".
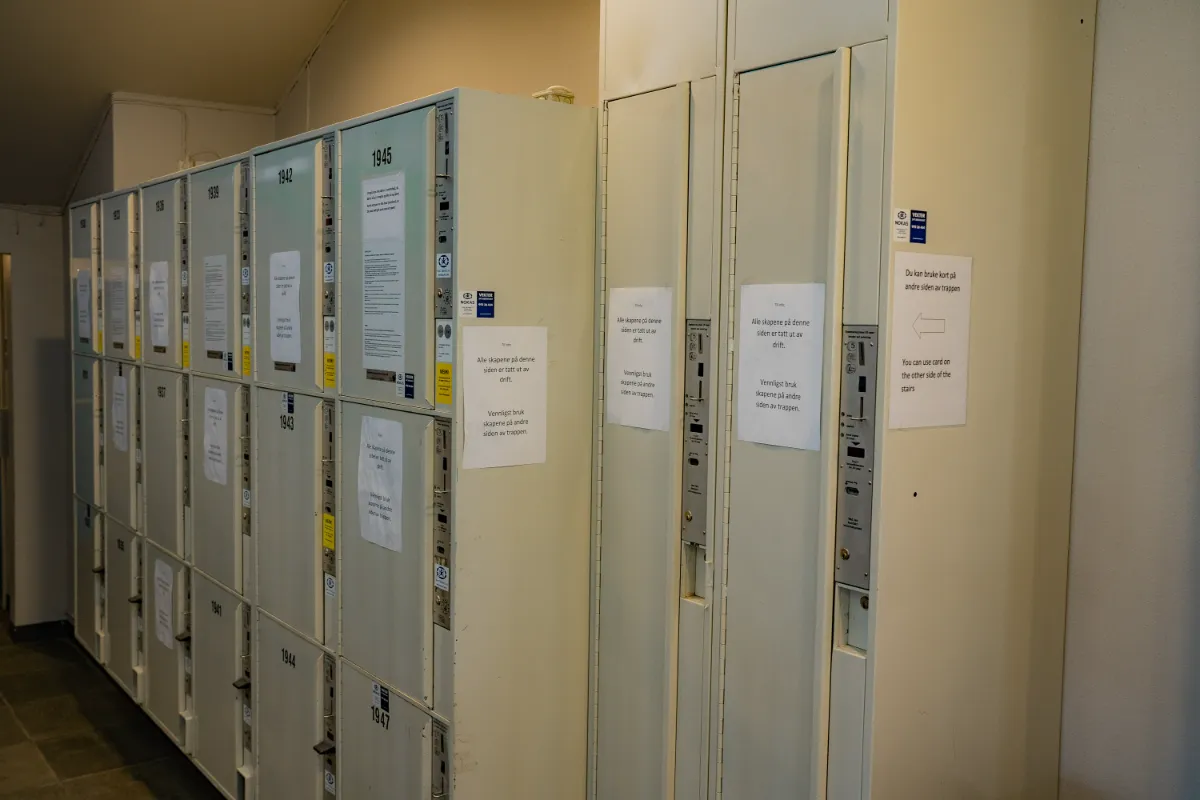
[
  {"left": 210, "top": 601, "right": 222, "bottom": 616},
  {"left": 279, "top": 414, "right": 295, "bottom": 431},
  {"left": 277, "top": 167, "right": 293, "bottom": 185},
  {"left": 280, "top": 648, "right": 297, "bottom": 668},
  {"left": 155, "top": 200, "right": 165, "bottom": 212},
  {"left": 207, "top": 186, "right": 220, "bottom": 200},
  {"left": 371, "top": 147, "right": 393, "bottom": 167},
  {"left": 371, "top": 706, "right": 391, "bottom": 730}
]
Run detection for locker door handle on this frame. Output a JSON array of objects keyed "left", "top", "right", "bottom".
[
  {"left": 232, "top": 676, "right": 251, "bottom": 690},
  {"left": 313, "top": 738, "right": 336, "bottom": 756},
  {"left": 91, "top": 566, "right": 105, "bottom": 574},
  {"left": 174, "top": 631, "right": 191, "bottom": 642},
  {"left": 127, "top": 595, "right": 142, "bottom": 604}
]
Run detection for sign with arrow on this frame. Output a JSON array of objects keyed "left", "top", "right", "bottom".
[{"left": 888, "top": 252, "right": 973, "bottom": 429}]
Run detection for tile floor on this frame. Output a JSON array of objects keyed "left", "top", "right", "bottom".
[{"left": 0, "top": 623, "right": 220, "bottom": 799}]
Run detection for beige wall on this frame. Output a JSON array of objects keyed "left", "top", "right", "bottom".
[
  {"left": 70, "top": 112, "right": 114, "bottom": 205},
  {"left": 111, "top": 98, "right": 275, "bottom": 187},
  {"left": 275, "top": 0, "right": 599, "bottom": 138},
  {"left": 1060, "top": 0, "right": 1200, "bottom": 796},
  {"left": 0, "top": 207, "right": 69, "bottom": 626}
]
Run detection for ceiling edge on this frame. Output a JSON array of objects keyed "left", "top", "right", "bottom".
[
  {"left": 111, "top": 92, "right": 275, "bottom": 115},
  {"left": 61, "top": 99, "right": 115, "bottom": 210}
]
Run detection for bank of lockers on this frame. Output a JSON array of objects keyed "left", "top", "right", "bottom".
[
  {"left": 101, "top": 191, "right": 138, "bottom": 360},
  {"left": 142, "top": 367, "right": 187, "bottom": 558},
  {"left": 141, "top": 177, "right": 186, "bottom": 369},
  {"left": 74, "top": 500, "right": 104, "bottom": 662},
  {"left": 104, "top": 360, "right": 139, "bottom": 530},
  {"left": 71, "top": 202, "right": 100, "bottom": 354},
  {"left": 73, "top": 355, "right": 102, "bottom": 507},
  {"left": 144, "top": 541, "right": 193, "bottom": 750},
  {"left": 190, "top": 375, "right": 251, "bottom": 596},
  {"left": 192, "top": 570, "right": 250, "bottom": 799},
  {"left": 105, "top": 522, "right": 143, "bottom": 700},
  {"left": 189, "top": 157, "right": 251, "bottom": 379}
]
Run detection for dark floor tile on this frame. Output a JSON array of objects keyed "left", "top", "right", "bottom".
[
  {"left": 63, "top": 756, "right": 221, "bottom": 800},
  {"left": 0, "top": 701, "right": 26, "bottom": 747},
  {"left": 0, "top": 741, "right": 58, "bottom": 794},
  {"left": 0, "top": 661, "right": 110, "bottom": 705},
  {"left": 0, "top": 784, "right": 67, "bottom": 799},
  {"left": 36, "top": 730, "right": 125, "bottom": 780},
  {"left": 11, "top": 691, "right": 131, "bottom": 741},
  {"left": 93, "top": 718, "right": 177, "bottom": 765}
]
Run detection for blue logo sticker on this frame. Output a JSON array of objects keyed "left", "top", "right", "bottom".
[
  {"left": 910, "top": 210, "right": 927, "bottom": 244},
  {"left": 404, "top": 373, "right": 415, "bottom": 399},
  {"left": 476, "top": 291, "right": 495, "bottom": 319}
]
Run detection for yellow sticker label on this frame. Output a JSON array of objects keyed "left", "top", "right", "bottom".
[
  {"left": 97, "top": 330, "right": 103, "bottom": 350},
  {"left": 134, "top": 336, "right": 141, "bottom": 359},
  {"left": 322, "top": 513, "right": 336, "bottom": 550},
  {"left": 323, "top": 352, "right": 336, "bottom": 389},
  {"left": 181, "top": 341, "right": 191, "bottom": 368},
  {"left": 242, "top": 346, "right": 252, "bottom": 377},
  {"left": 435, "top": 362, "right": 453, "bottom": 405}
]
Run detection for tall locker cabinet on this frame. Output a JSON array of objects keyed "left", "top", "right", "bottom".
[
  {"left": 712, "top": 2, "right": 1097, "bottom": 798},
  {"left": 332, "top": 89, "right": 595, "bottom": 800}
]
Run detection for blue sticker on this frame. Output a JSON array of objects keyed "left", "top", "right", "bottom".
[
  {"left": 227, "top": 352, "right": 234, "bottom": 371},
  {"left": 404, "top": 374, "right": 415, "bottom": 399},
  {"left": 476, "top": 291, "right": 495, "bottom": 319},
  {"left": 910, "top": 210, "right": 927, "bottom": 244}
]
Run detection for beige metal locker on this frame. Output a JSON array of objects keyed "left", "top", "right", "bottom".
[
  {"left": 74, "top": 500, "right": 104, "bottom": 662},
  {"left": 101, "top": 192, "right": 138, "bottom": 360},
  {"left": 105, "top": 522, "right": 143, "bottom": 699},
  {"left": 73, "top": 355, "right": 102, "bottom": 508},
  {"left": 141, "top": 177, "right": 186, "bottom": 369},
  {"left": 190, "top": 375, "right": 249, "bottom": 595},
  {"left": 144, "top": 541, "right": 192, "bottom": 749},
  {"left": 104, "top": 360, "right": 139, "bottom": 531},
  {"left": 142, "top": 367, "right": 186, "bottom": 558},
  {"left": 192, "top": 571, "right": 249, "bottom": 799},
  {"left": 70, "top": 202, "right": 100, "bottom": 355}
]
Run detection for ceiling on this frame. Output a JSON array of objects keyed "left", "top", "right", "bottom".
[{"left": 0, "top": 0, "right": 344, "bottom": 207}]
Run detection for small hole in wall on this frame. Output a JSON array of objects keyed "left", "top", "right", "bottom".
[{"left": 913, "top": 492, "right": 918, "bottom": 497}]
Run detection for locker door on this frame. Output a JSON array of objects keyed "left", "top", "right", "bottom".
[
  {"left": 105, "top": 522, "right": 140, "bottom": 697},
  {"left": 145, "top": 543, "right": 186, "bottom": 743},
  {"left": 595, "top": 84, "right": 691, "bottom": 800},
  {"left": 73, "top": 355, "right": 101, "bottom": 506},
  {"left": 339, "top": 661, "right": 433, "bottom": 798},
  {"left": 256, "top": 612, "right": 327, "bottom": 800},
  {"left": 340, "top": 402, "right": 434, "bottom": 706},
  {"left": 254, "top": 139, "right": 325, "bottom": 392},
  {"left": 191, "top": 376, "right": 245, "bottom": 593},
  {"left": 142, "top": 179, "right": 183, "bottom": 368},
  {"left": 256, "top": 388, "right": 324, "bottom": 643},
  {"left": 339, "top": 107, "right": 435, "bottom": 408},
  {"left": 143, "top": 368, "right": 184, "bottom": 557},
  {"left": 720, "top": 52, "right": 850, "bottom": 798},
  {"left": 71, "top": 203, "right": 99, "bottom": 354},
  {"left": 75, "top": 501, "right": 102, "bottom": 660},
  {"left": 190, "top": 160, "right": 248, "bottom": 378},
  {"left": 193, "top": 573, "right": 245, "bottom": 797},
  {"left": 104, "top": 360, "right": 139, "bottom": 530},
  {"left": 102, "top": 192, "right": 137, "bottom": 359}
]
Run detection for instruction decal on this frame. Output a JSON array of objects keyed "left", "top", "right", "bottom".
[
  {"left": 358, "top": 415, "right": 404, "bottom": 553},
  {"left": 605, "top": 287, "right": 673, "bottom": 431},
  {"left": 462, "top": 326, "right": 547, "bottom": 469}
]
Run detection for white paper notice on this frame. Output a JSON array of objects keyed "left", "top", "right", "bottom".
[
  {"left": 106, "top": 274, "right": 128, "bottom": 345},
  {"left": 462, "top": 326, "right": 547, "bottom": 469},
  {"left": 148, "top": 261, "right": 170, "bottom": 349},
  {"left": 605, "top": 287, "right": 673, "bottom": 431},
  {"left": 203, "top": 387, "right": 228, "bottom": 485},
  {"left": 888, "top": 252, "right": 973, "bottom": 429},
  {"left": 203, "top": 255, "right": 228, "bottom": 356},
  {"left": 111, "top": 375, "right": 129, "bottom": 452},
  {"left": 736, "top": 284, "right": 825, "bottom": 450},
  {"left": 269, "top": 250, "right": 302, "bottom": 364},
  {"left": 154, "top": 560, "right": 174, "bottom": 650},
  {"left": 362, "top": 172, "right": 406, "bottom": 376},
  {"left": 357, "top": 415, "right": 404, "bottom": 553},
  {"left": 76, "top": 271, "right": 91, "bottom": 341}
]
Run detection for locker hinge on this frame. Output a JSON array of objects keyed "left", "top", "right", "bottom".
[{"left": 433, "top": 420, "right": 452, "bottom": 630}]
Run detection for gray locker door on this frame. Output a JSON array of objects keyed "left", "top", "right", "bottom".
[
  {"left": 340, "top": 402, "right": 433, "bottom": 705},
  {"left": 193, "top": 573, "right": 243, "bottom": 798},
  {"left": 143, "top": 368, "right": 185, "bottom": 558},
  {"left": 71, "top": 203, "right": 98, "bottom": 354},
  {"left": 75, "top": 501, "right": 101, "bottom": 659},
  {"left": 145, "top": 543, "right": 185, "bottom": 743},
  {"left": 73, "top": 355, "right": 100, "bottom": 507},
  {"left": 255, "top": 140, "right": 324, "bottom": 392},
  {"left": 102, "top": 192, "right": 136, "bottom": 359},
  {"left": 721, "top": 52, "right": 849, "bottom": 797},
  {"left": 191, "top": 376, "right": 244, "bottom": 593},
  {"left": 105, "top": 522, "right": 139, "bottom": 696},
  {"left": 190, "top": 161, "right": 244, "bottom": 378},
  {"left": 142, "top": 180, "right": 182, "bottom": 368},
  {"left": 256, "top": 388, "right": 323, "bottom": 642},
  {"left": 339, "top": 661, "right": 432, "bottom": 798},
  {"left": 104, "top": 360, "right": 138, "bottom": 530},
  {"left": 256, "top": 612, "right": 325, "bottom": 800},
  {"left": 595, "top": 85, "right": 690, "bottom": 800},
  {"left": 339, "top": 108, "right": 434, "bottom": 408}
]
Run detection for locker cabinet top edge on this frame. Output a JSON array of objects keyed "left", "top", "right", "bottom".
[{"left": 72, "top": 187, "right": 138, "bottom": 209}]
